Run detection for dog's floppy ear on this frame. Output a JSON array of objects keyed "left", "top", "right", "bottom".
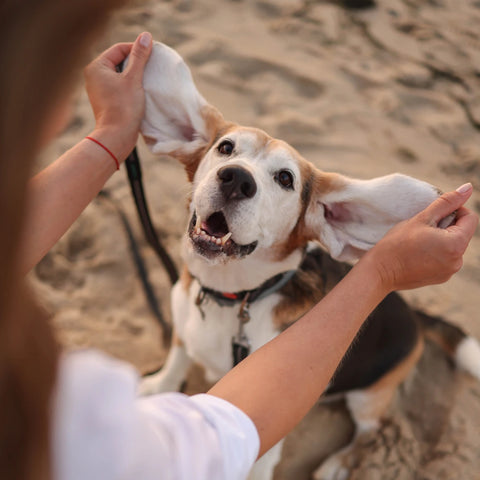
[
  {"left": 304, "top": 172, "right": 440, "bottom": 262},
  {"left": 140, "top": 42, "right": 225, "bottom": 161}
]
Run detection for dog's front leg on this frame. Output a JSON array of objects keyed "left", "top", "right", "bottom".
[{"left": 138, "top": 335, "right": 193, "bottom": 395}]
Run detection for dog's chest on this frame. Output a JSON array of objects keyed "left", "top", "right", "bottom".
[{"left": 171, "top": 280, "right": 281, "bottom": 382}]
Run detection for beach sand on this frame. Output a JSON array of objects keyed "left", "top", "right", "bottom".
[{"left": 32, "top": 0, "right": 480, "bottom": 478}]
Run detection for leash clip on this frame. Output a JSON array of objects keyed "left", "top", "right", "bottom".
[{"left": 237, "top": 293, "right": 251, "bottom": 323}]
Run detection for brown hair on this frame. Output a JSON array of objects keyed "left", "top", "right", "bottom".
[{"left": 0, "top": 1, "right": 127, "bottom": 479}]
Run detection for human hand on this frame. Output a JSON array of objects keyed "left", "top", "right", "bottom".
[
  {"left": 365, "top": 183, "right": 478, "bottom": 293},
  {"left": 84, "top": 32, "right": 153, "bottom": 163}
]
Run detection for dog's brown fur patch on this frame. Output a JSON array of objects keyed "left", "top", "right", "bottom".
[
  {"left": 416, "top": 311, "right": 466, "bottom": 356},
  {"left": 272, "top": 267, "right": 324, "bottom": 329},
  {"left": 172, "top": 331, "right": 185, "bottom": 347},
  {"left": 348, "top": 335, "right": 425, "bottom": 427},
  {"left": 174, "top": 106, "right": 235, "bottom": 182},
  {"left": 368, "top": 334, "right": 424, "bottom": 397},
  {"left": 273, "top": 248, "right": 351, "bottom": 329},
  {"left": 272, "top": 164, "right": 345, "bottom": 261},
  {"left": 180, "top": 265, "right": 194, "bottom": 292}
]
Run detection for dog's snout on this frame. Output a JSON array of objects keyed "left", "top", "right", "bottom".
[{"left": 217, "top": 166, "right": 257, "bottom": 201}]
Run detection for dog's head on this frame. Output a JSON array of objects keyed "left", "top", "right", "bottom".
[{"left": 140, "top": 42, "right": 439, "bottom": 286}]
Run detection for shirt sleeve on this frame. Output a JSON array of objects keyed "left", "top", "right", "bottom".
[{"left": 52, "top": 350, "right": 259, "bottom": 480}]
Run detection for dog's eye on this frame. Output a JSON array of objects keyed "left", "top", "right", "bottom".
[
  {"left": 217, "top": 139, "right": 235, "bottom": 156},
  {"left": 275, "top": 170, "right": 294, "bottom": 190}
]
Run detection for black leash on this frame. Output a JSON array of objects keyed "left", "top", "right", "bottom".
[
  {"left": 116, "top": 59, "right": 178, "bottom": 286},
  {"left": 124, "top": 148, "right": 179, "bottom": 286}
]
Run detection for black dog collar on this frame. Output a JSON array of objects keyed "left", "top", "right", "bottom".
[
  {"left": 194, "top": 269, "right": 297, "bottom": 367},
  {"left": 195, "top": 270, "right": 297, "bottom": 309}
]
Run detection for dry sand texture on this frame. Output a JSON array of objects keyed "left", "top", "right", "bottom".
[{"left": 32, "top": 0, "right": 480, "bottom": 478}]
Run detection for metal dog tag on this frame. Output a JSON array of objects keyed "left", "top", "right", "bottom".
[
  {"left": 232, "top": 295, "right": 252, "bottom": 366},
  {"left": 232, "top": 334, "right": 250, "bottom": 366}
]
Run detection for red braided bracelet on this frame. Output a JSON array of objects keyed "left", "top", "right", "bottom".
[{"left": 85, "top": 136, "right": 120, "bottom": 170}]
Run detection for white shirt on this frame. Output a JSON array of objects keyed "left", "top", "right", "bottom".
[{"left": 52, "top": 350, "right": 260, "bottom": 480}]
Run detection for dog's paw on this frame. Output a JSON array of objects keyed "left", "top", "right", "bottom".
[{"left": 312, "top": 455, "right": 350, "bottom": 480}]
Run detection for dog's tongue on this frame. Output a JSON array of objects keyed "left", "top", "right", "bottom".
[{"left": 203, "top": 212, "right": 230, "bottom": 238}]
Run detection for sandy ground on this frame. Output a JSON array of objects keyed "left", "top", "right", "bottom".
[{"left": 31, "top": 0, "right": 480, "bottom": 478}]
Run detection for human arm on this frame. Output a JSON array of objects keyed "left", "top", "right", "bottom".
[
  {"left": 20, "top": 33, "right": 153, "bottom": 274},
  {"left": 208, "top": 184, "right": 478, "bottom": 457}
]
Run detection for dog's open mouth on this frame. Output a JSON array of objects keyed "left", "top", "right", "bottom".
[{"left": 188, "top": 211, "right": 257, "bottom": 259}]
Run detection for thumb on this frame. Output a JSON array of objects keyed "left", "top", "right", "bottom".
[
  {"left": 419, "top": 183, "right": 473, "bottom": 227},
  {"left": 124, "top": 32, "right": 153, "bottom": 81}
]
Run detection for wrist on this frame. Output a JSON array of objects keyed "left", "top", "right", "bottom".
[
  {"left": 355, "top": 249, "right": 394, "bottom": 298},
  {"left": 89, "top": 126, "right": 138, "bottom": 164}
]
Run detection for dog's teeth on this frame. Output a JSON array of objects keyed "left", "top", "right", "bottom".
[
  {"left": 195, "top": 215, "right": 202, "bottom": 229},
  {"left": 192, "top": 228, "right": 233, "bottom": 248},
  {"left": 221, "top": 232, "right": 232, "bottom": 245}
]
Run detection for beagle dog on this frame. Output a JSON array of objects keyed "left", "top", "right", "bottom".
[{"left": 137, "top": 42, "right": 480, "bottom": 480}]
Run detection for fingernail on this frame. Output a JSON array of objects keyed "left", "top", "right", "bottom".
[
  {"left": 456, "top": 183, "right": 473, "bottom": 194},
  {"left": 139, "top": 32, "right": 152, "bottom": 48}
]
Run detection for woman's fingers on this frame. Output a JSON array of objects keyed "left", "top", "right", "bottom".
[
  {"left": 93, "top": 32, "right": 152, "bottom": 75},
  {"left": 123, "top": 32, "right": 153, "bottom": 82},
  {"left": 96, "top": 43, "right": 134, "bottom": 70},
  {"left": 83, "top": 32, "right": 154, "bottom": 163},
  {"left": 369, "top": 184, "right": 478, "bottom": 292},
  {"left": 447, "top": 206, "right": 479, "bottom": 245},
  {"left": 418, "top": 183, "right": 473, "bottom": 227}
]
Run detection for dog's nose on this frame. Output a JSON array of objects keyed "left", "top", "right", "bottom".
[{"left": 217, "top": 166, "right": 257, "bottom": 201}]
